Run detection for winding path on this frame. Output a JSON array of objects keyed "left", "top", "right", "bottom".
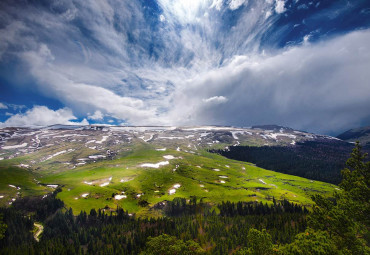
[{"left": 34, "top": 223, "right": 43, "bottom": 242}]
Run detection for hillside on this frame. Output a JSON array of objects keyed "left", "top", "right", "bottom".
[
  {"left": 337, "top": 125, "right": 370, "bottom": 146},
  {"left": 0, "top": 125, "right": 338, "bottom": 216},
  {"left": 212, "top": 139, "right": 363, "bottom": 185}
]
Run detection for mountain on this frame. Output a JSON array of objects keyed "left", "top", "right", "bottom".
[
  {"left": 337, "top": 125, "right": 370, "bottom": 146},
  {"left": 0, "top": 125, "right": 341, "bottom": 216}
]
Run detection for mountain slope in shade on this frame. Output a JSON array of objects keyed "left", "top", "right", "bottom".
[{"left": 337, "top": 126, "right": 370, "bottom": 146}]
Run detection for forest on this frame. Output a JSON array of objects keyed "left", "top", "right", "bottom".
[
  {"left": 0, "top": 143, "right": 369, "bottom": 254},
  {"left": 211, "top": 139, "right": 370, "bottom": 184}
]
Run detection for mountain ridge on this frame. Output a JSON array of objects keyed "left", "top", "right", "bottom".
[{"left": 337, "top": 125, "right": 370, "bottom": 146}]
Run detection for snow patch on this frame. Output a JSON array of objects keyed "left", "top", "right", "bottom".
[
  {"left": 259, "top": 179, "right": 266, "bottom": 184},
  {"left": 158, "top": 136, "right": 184, "bottom": 140},
  {"left": 2, "top": 143, "right": 28, "bottom": 149},
  {"left": 156, "top": 148, "right": 166, "bottom": 151},
  {"left": 231, "top": 131, "right": 246, "bottom": 139},
  {"left": 115, "top": 194, "right": 127, "bottom": 200},
  {"left": 100, "top": 176, "right": 112, "bottom": 187},
  {"left": 140, "top": 134, "right": 154, "bottom": 142},
  {"left": 96, "top": 136, "right": 109, "bottom": 144},
  {"left": 89, "top": 155, "right": 106, "bottom": 159},
  {"left": 43, "top": 149, "right": 74, "bottom": 162},
  {"left": 81, "top": 193, "right": 89, "bottom": 198},
  {"left": 141, "top": 161, "right": 169, "bottom": 168},
  {"left": 173, "top": 184, "right": 181, "bottom": 189},
  {"left": 168, "top": 183, "right": 181, "bottom": 195},
  {"left": 163, "top": 155, "right": 175, "bottom": 160}
]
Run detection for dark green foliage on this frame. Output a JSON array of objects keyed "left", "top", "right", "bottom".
[
  {"left": 138, "top": 199, "right": 149, "bottom": 207},
  {"left": 211, "top": 140, "right": 369, "bottom": 184},
  {"left": 218, "top": 199, "right": 307, "bottom": 217},
  {"left": 11, "top": 188, "right": 64, "bottom": 221},
  {"left": 0, "top": 214, "right": 6, "bottom": 240},
  {"left": 281, "top": 229, "right": 338, "bottom": 255},
  {"left": 295, "top": 142, "right": 370, "bottom": 255},
  {"left": 246, "top": 228, "right": 274, "bottom": 255},
  {"left": 164, "top": 196, "right": 207, "bottom": 216},
  {"left": 0, "top": 197, "right": 307, "bottom": 254},
  {"left": 0, "top": 207, "right": 34, "bottom": 252},
  {"left": 306, "top": 142, "right": 370, "bottom": 254},
  {"left": 140, "top": 234, "right": 205, "bottom": 255}
]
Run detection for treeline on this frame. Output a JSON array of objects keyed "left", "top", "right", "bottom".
[
  {"left": 211, "top": 140, "right": 365, "bottom": 184},
  {"left": 218, "top": 199, "right": 308, "bottom": 217},
  {"left": 0, "top": 196, "right": 308, "bottom": 255},
  {"left": 163, "top": 196, "right": 208, "bottom": 216}
]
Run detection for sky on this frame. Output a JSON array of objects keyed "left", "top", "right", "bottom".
[{"left": 0, "top": 0, "right": 370, "bottom": 135}]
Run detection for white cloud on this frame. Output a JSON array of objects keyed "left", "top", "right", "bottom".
[
  {"left": 228, "top": 0, "right": 246, "bottom": 10},
  {"left": 166, "top": 30, "right": 370, "bottom": 134},
  {"left": 0, "top": 102, "right": 7, "bottom": 109},
  {"left": 203, "top": 96, "right": 228, "bottom": 104},
  {"left": 157, "top": 0, "right": 210, "bottom": 23},
  {"left": 275, "top": 0, "right": 286, "bottom": 14},
  {"left": 20, "top": 44, "right": 159, "bottom": 125},
  {"left": 265, "top": 10, "right": 272, "bottom": 19},
  {"left": 210, "top": 0, "right": 224, "bottom": 11},
  {"left": 159, "top": 14, "right": 166, "bottom": 22},
  {"left": 303, "top": 34, "right": 311, "bottom": 44},
  {"left": 0, "top": 106, "right": 89, "bottom": 127},
  {"left": 88, "top": 110, "right": 104, "bottom": 120}
]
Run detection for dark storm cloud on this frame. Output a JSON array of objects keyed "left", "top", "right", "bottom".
[{"left": 168, "top": 30, "right": 370, "bottom": 135}]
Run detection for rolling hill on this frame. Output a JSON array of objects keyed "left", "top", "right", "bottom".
[{"left": 0, "top": 125, "right": 340, "bottom": 216}]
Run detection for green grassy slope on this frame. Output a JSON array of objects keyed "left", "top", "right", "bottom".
[
  {"left": 0, "top": 165, "right": 51, "bottom": 206},
  {"left": 0, "top": 144, "right": 337, "bottom": 216}
]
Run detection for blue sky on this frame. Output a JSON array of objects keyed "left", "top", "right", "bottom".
[{"left": 0, "top": 0, "right": 370, "bottom": 134}]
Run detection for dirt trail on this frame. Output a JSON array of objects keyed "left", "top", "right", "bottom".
[{"left": 34, "top": 223, "right": 43, "bottom": 242}]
